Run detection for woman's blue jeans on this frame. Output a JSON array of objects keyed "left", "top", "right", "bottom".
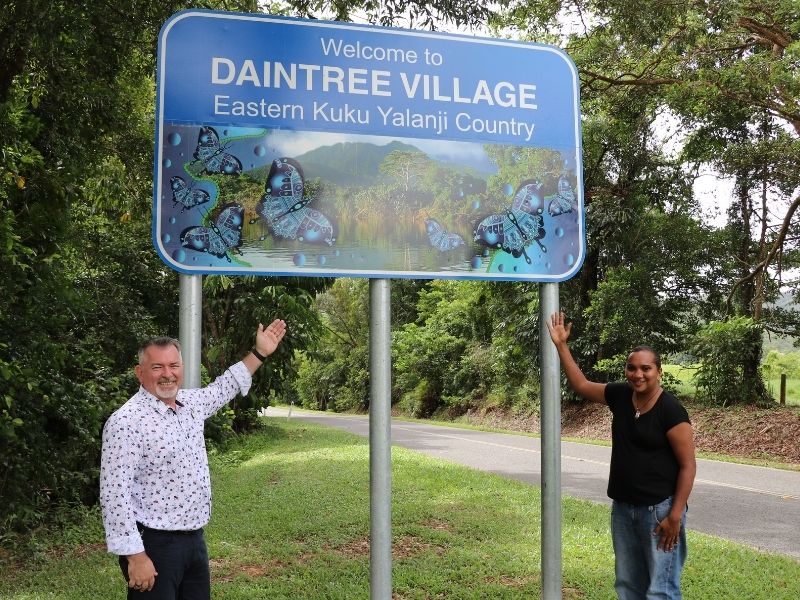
[{"left": 611, "top": 497, "right": 687, "bottom": 600}]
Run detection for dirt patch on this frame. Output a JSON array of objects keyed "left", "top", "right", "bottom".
[
  {"left": 392, "top": 534, "right": 446, "bottom": 559},
  {"left": 327, "top": 536, "right": 371, "bottom": 558},
  {"left": 485, "top": 573, "right": 539, "bottom": 588},
  {"left": 461, "top": 402, "right": 800, "bottom": 467},
  {"left": 690, "top": 405, "right": 800, "bottom": 464},
  {"left": 210, "top": 556, "right": 288, "bottom": 582},
  {"left": 326, "top": 534, "right": 446, "bottom": 560},
  {"left": 420, "top": 518, "right": 453, "bottom": 532}
]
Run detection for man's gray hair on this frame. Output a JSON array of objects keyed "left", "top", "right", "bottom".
[{"left": 138, "top": 337, "right": 182, "bottom": 364}]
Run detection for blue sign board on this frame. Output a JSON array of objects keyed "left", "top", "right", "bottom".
[{"left": 155, "top": 10, "right": 584, "bottom": 280}]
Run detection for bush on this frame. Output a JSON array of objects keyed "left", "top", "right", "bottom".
[
  {"left": 393, "top": 323, "right": 466, "bottom": 417},
  {"left": 691, "top": 317, "right": 771, "bottom": 406},
  {"left": 0, "top": 350, "right": 134, "bottom": 535},
  {"left": 294, "top": 345, "right": 369, "bottom": 413},
  {"left": 398, "top": 380, "right": 439, "bottom": 418}
]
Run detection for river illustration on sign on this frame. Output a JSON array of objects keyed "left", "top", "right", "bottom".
[{"left": 157, "top": 124, "right": 581, "bottom": 278}]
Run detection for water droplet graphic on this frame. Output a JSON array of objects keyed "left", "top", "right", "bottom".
[
  {"left": 167, "top": 132, "right": 181, "bottom": 146},
  {"left": 503, "top": 183, "right": 514, "bottom": 196},
  {"left": 163, "top": 158, "right": 172, "bottom": 168},
  {"left": 162, "top": 234, "right": 171, "bottom": 244},
  {"left": 334, "top": 250, "right": 341, "bottom": 257},
  {"left": 304, "top": 230, "right": 322, "bottom": 243},
  {"left": 293, "top": 253, "right": 306, "bottom": 267},
  {"left": 172, "top": 249, "right": 186, "bottom": 262},
  {"left": 470, "top": 256, "right": 482, "bottom": 269},
  {"left": 169, "top": 217, "right": 176, "bottom": 225},
  {"left": 497, "top": 264, "right": 505, "bottom": 272},
  {"left": 471, "top": 200, "right": 481, "bottom": 211},
  {"left": 317, "top": 255, "right": 327, "bottom": 266},
  {"left": 555, "top": 227, "right": 564, "bottom": 238},
  {"left": 565, "top": 254, "right": 575, "bottom": 266},
  {"left": 482, "top": 248, "right": 490, "bottom": 257},
  {"left": 254, "top": 145, "right": 266, "bottom": 157}
]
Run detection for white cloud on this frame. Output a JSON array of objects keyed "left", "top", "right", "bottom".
[{"left": 268, "top": 129, "right": 496, "bottom": 172}]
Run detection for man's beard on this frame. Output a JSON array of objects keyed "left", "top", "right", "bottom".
[{"left": 155, "top": 379, "right": 179, "bottom": 399}]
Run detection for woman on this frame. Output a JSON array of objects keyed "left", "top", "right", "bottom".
[{"left": 546, "top": 312, "right": 696, "bottom": 600}]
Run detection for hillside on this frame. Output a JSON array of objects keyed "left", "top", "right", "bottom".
[
  {"left": 290, "top": 140, "right": 491, "bottom": 190},
  {"left": 453, "top": 403, "right": 800, "bottom": 467},
  {"left": 296, "top": 140, "right": 418, "bottom": 186}
]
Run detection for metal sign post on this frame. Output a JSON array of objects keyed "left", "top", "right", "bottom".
[
  {"left": 539, "top": 282, "right": 562, "bottom": 599},
  {"left": 179, "top": 273, "right": 203, "bottom": 388},
  {"left": 369, "top": 279, "right": 392, "bottom": 598}
]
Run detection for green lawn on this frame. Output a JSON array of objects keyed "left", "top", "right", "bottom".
[
  {"left": 663, "top": 364, "right": 800, "bottom": 406},
  {"left": 1, "top": 419, "right": 798, "bottom": 599}
]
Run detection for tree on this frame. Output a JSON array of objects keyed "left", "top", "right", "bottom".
[
  {"left": 202, "top": 275, "right": 330, "bottom": 432},
  {"left": 294, "top": 278, "right": 371, "bottom": 412},
  {"left": 0, "top": 0, "right": 192, "bottom": 532},
  {"left": 0, "top": 0, "right": 285, "bottom": 531},
  {"left": 276, "top": 0, "right": 492, "bottom": 29},
  {"left": 495, "top": 0, "right": 800, "bottom": 401}
]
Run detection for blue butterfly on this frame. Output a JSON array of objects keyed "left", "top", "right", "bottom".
[
  {"left": 193, "top": 126, "right": 242, "bottom": 175},
  {"left": 253, "top": 158, "right": 335, "bottom": 246},
  {"left": 547, "top": 175, "right": 577, "bottom": 217},
  {"left": 473, "top": 180, "right": 546, "bottom": 264},
  {"left": 425, "top": 218, "right": 465, "bottom": 252},
  {"left": 180, "top": 203, "right": 244, "bottom": 262},
  {"left": 170, "top": 176, "right": 210, "bottom": 212}
]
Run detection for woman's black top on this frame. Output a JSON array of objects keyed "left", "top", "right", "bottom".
[{"left": 605, "top": 382, "right": 690, "bottom": 505}]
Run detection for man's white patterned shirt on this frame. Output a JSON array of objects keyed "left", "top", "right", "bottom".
[{"left": 100, "top": 362, "right": 251, "bottom": 555}]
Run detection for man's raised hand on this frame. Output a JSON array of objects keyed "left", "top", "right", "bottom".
[{"left": 255, "top": 319, "right": 287, "bottom": 357}]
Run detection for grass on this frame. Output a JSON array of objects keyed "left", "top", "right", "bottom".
[
  {"left": 765, "top": 375, "right": 800, "bottom": 406},
  {"left": 0, "top": 419, "right": 798, "bottom": 599},
  {"left": 662, "top": 364, "right": 701, "bottom": 398},
  {"left": 663, "top": 364, "right": 800, "bottom": 406}
]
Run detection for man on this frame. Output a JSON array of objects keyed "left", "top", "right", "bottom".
[{"left": 100, "top": 320, "right": 286, "bottom": 598}]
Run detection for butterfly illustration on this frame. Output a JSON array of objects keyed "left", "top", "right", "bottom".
[
  {"left": 473, "top": 180, "right": 546, "bottom": 264},
  {"left": 547, "top": 174, "right": 577, "bottom": 217},
  {"left": 170, "top": 176, "right": 210, "bottom": 212},
  {"left": 180, "top": 203, "right": 244, "bottom": 262},
  {"left": 193, "top": 126, "right": 242, "bottom": 175},
  {"left": 425, "top": 218, "right": 465, "bottom": 252},
  {"left": 253, "top": 158, "right": 335, "bottom": 246}
]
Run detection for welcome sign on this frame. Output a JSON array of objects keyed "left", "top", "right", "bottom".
[{"left": 154, "top": 10, "right": 584, "bottom": 280}]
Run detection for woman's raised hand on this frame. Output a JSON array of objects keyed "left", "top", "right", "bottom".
[{"left": 546, "top": 311, "right": 572, "bottom": 346}]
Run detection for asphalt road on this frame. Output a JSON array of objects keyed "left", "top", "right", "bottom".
[{"left": 266, "top": 407, "right": 800, "bottom": 559}]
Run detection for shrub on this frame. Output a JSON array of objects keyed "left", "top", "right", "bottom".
[{"left": 691, "top": 317, "right": 771, "bottom": 406}]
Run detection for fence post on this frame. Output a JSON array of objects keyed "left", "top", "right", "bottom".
[{"left": 780, "top": 374, "right": 786, "bottom": 405}]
